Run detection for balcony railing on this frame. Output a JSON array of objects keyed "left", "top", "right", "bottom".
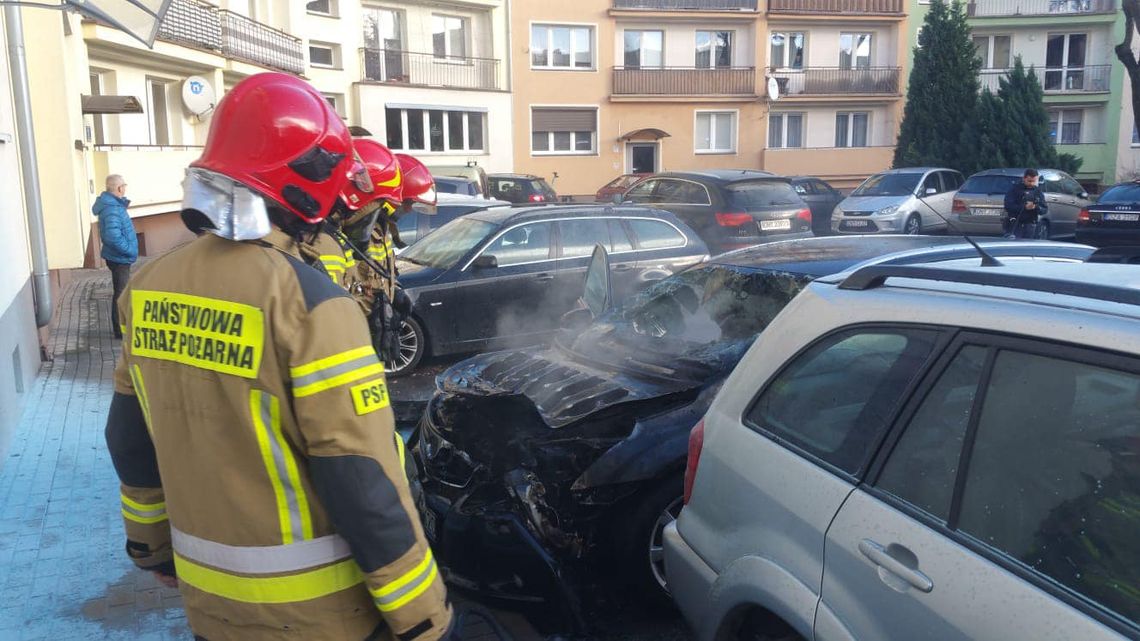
[
  {"left": 967, "top": 0, "right": 1115, "bottom": 17},
  {"left": 612, "top": 0, "right": 758, "bottom": 9},
  {"left": 979, "top": 65, "right": 1112, "bottom": 93},
  {"left": 769, "top": 67, "right": 901, "bottom": 96},
  {"left": 152, "top": 0, "right": 303, "bottom": 74},
  {"left": 361, "top": 49, "right": 501, "bottom": 91},
  {"left": 768, "top": 0, "right": 903, "bottom": 13},
  {"left": 613, "top": 66, "right": 756, "bottom": 95}
]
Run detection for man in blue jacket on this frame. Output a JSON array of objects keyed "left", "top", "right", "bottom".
[
  {"left": 93, "top": 174, "right": 138, "bottom": 339},
  {"left": 1003, "top": 168, "right": 1048, "bottom": 239}
]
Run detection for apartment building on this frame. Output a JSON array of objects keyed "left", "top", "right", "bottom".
[
  {"left": 511, "top": 0, "right": 767, "bottom": 199},
  {"left": 763, "top": 0, "right": 908, "bottom": 188}
]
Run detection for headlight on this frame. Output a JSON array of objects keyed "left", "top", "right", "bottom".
[
  {"left": 833, "top": 205, "right": 844, "bottom": 217},
  {"left": 875, "top": 204, "right": 901, "bottom": 216}
]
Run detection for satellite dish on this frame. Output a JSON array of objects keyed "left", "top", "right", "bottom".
[
  {"left": 767, "top": 77, "right": 781, "bottom": 102},
  {"left": 182, "top": 76, "right": 216, "bottom": 117}
]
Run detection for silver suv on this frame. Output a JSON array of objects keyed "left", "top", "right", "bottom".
[
  {"left": 952, "top": 168, "right": 1091, "bottom": 239},
  {"left": 832, "top": 168, "right": 963, "bottom": 235},
  {"left": 666, "top": 260, "right": 1140, "bottom": 641}
]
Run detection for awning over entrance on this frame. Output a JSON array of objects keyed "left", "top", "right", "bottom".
[
  {"left": 81, "top": 95, "right": 144, "bottom": 115},
  {"left": 619, "top": 128, "right": 670, "bottom": 141}
]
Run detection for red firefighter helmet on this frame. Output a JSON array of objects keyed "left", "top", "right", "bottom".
[
  {"left": 191, "top": 72, "right": 369, "bottom": 223},
  {"left": 395, "top": 154, "right": 437, "bottom": 207},
  {"left": 342, "top": 139, "right": 402, "bottom": 211}
]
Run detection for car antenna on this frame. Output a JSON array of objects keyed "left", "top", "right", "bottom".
[{"left": 915, "top": 192, "right": 1004, "bottom": 267}]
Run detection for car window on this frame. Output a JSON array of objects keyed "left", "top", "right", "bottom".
[
  {"left": 678, "top": 181, "right": 712, "bottom": 205},
  {"left": 1099, "top": 184, "right": 1140, "bottom": 203},
  {"left": 877, "top": 345, "right": 988, "bottom": 520},
  {"left": 941, "top": 171, "right": 964, "bottom": 191},
  {"left": 559, "top": 219, "right": 611, "bottom": 259},
  {"left": 1062, "top": 177, "right": 1085, "bottom": 197},
  {"left": 727, "top": 181, "right": 801, "bottom": 209},
  {"left": 608, "top": 219, "right": 634, "bottom": 252},
  {"left": 481, "top": 222, "right": 554, "bottom": 267},
  {"left": 401, "top": 218, "right": 499, "bottom": 269},
  {"left": 852, "top": 173, "right": 922, "bottom": 197},
  {"left": 629, "top": 219, "right": 686, "bottom": 250},
  {"left": 652, "top": 180, "right": 691, "bottom": 204},
  {"left": 745, "top": 329, "right": 939, "bottom": 475},
  {"left": 957, "top": 350, "right": 1140, "bottom": 624},
  {"left": 1040, "top": 173, "right": 1065, "bottom": 194},
  {"left": 793, "top": 182, "right": 812, "bottom": 196},
  {"left": 396, "top": 211, "right": 418, "bottom": 246},
  {"left": 959, "top": 175, "right": 1020, "bottom": 195},
  {"left": 812, "top": 180, "right": 835, "bottom": 196},
  {"left": 625, "top": 179, "right": 658, "bottom": 203},
  {"left": 921, "top": 172, "right": 944, "bottom": 194}
]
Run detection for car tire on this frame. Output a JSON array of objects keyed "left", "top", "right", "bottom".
[
  {"left": 1036, "top": 219, "right": 1051, "bottom": 240},
  {"left": 384, "top": 316, "right": 426, "bottom": 378},
  {"left": 904, "top": 214, "right": 922, "bottom": 235},
  {"left": 614, "top": 476, "right": 684, "bottom": 607}
]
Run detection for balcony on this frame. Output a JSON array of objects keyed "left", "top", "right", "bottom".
[
  {"left": 768, "top": 0, "right": 904, "bottom": 14},
  {"left": 361, "top": 49, "right": 502, "bottom": 91},
  {"left": 769, "top": 67, "right": 901, "bottom": 97},
  {"left": 979, "top": 65, "right": 1112, "bottom": 94},
  {"left": 967, "top": 0, "right": 1115, "bottom": 17},
  {"left": 612, "top": 67, "right": 756, "bottom": 96},
  {"left": 153, "top": 0, "right": 304, "bottom": 74},
  {"left": 612, "top": 0, "right": 757, "bottom": 9}
]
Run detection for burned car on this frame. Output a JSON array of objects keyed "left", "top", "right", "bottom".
[{"left": 409, "top": 235, "right": 1096, "bottom": 628}]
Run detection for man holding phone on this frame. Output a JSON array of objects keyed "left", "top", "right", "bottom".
[{"left": 1003, "top": 168, "right": 1049, "bottom": 239}]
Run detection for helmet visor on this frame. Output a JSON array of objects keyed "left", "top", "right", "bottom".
[
  {"left": 181, "top": 168, "right": 272, "bottom": 241},
  {"left": 349, "top": 152, "right": 374, "bottom": 194}
]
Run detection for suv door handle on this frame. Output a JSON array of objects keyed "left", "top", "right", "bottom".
[
  {"left": 858, "top": 539, "right": 933, "bottom": 593},
  {"left": 535, "top": 273, "right": 555, "bottom": 282}
]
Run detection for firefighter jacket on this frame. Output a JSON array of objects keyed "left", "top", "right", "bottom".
[
  {"left": 358, "top": 220, "right": 399, "bottom": 310},
  {"left": 299, "top": 227, "right": 356, "bottom": 290},
  {"left": 104, "top": 227, "right": 451, "bottom": 641}
]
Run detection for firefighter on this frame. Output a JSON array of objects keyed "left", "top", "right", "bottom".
[
  {"left": 358, "top": 154, "right": 437, "bottom": 370},
  {"left": 103, "top": 73, "right": 452, "bottom": 641}
]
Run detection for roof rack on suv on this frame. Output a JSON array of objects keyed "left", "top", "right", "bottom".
[
  {"left": 838, "top": 265, "right": 1140, "bottom": 307},
  {"left": 1086, "top": 246, "right": 1140, "bottom": 265}
]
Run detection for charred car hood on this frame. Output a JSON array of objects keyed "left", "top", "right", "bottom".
[{"left": 437, "top": 348, "right": 699, "bottom": 429}]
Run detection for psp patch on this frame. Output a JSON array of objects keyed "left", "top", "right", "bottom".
[
  {"left": 131, "top": 290, "right": 265, "bottom": 379},
  {"left": 350, "top": 378, "right": 390, "bottom": 415}
]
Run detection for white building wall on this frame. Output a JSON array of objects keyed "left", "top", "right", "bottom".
[{"left": 0, "top": 16, "right": 31, "bottom": 311}]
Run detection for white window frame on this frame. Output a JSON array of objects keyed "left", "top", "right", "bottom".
[
  {"left": 696, "top": 30, "right": 734, "bottom": 69},
  {"left": 145, "top": 76, "right": 173, "bottom": 146},
  {"left": 623, "top": 29, "right": 664, "bottom": 69},
  {"left": 386, "top": 107, "right": 486, "bottom": 154},
  {"left": 1049, "top": 108, "right": 1084, "bottom": 145},
  {"left": 770, "top": 31, "right": 806, "bottom": 70},
  {"left": 1132, "top": 123, "right": 1139, "bottom": 147},
  {"left": 835, "top": 111, "right": 871, "bottom": 148},
  {"left": 432, "top": 14, "right": 468, "bottom": 60},
  {"left": 322, "top": 93, "right": 345, "bottom": 119},
  {"left": 308, "top": 42, "right": 340, "bottom": 68},
  {"left": 530, "top": 23, "right": 596, "bottom": 71},
  {"left": 305, "top": 0, "right": 337, "bottom": 17},
  {"left": 972, "top": 34, "right": 1012, "bottom": 69},
  {"left": 88, "top": 71, "right": 105, "bottom": 146},
  {"left": 769, "top": 112, "right": 805, "bottom": 149},
  {"left": 694, "top": 110, "right": 737, "bottom": 154},
  {"left": 839, "top": 32, "right": 873, "bottom": 69},
  {"left": 363, "top": 6, "right": 404, "bottom": 50},
  {"left": 529, "top": 106, "right": 599, "bottom": 156}
]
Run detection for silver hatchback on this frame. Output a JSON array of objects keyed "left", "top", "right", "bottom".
[
  {"left": 833, "top": 168, "right": 963, "bottom": 235},
  {"left": 952, "top": 168, "right": 1091, "bottom": 239},
  {"left": 666, "top": 259, "right": 1140, "bottom": 641}
]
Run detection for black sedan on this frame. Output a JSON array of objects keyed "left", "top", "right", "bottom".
[
  {"left": 409, "top": 236, "right": 1097, "bottom": 632},
  {"left": 1076, "top": 180, "right": 1140, "bottom": 247},
  {"left": 391, "top": 205, "right": 708, "bottom": 374}
]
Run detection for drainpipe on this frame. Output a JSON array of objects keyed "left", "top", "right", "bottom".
[{"left": 5, "top": 5, "right": 52, "bottom": 327}]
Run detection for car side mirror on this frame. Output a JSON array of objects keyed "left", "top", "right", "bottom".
[
  {"left": 471, "top": 255, "right": 498, "bottom": 269},
  {"left": 1080, "top": 191, "right": 1089, "bottom": 199},
  {"left": 925, "top": 187, "right": 938, "bottom": 196}
]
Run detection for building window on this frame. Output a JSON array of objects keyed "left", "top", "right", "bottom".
[
  {"left": 696, "top": 31, "right": 733, "bottom": 68},
  {"left": 362, "top": 8, "right": 405, "bottom": 81},
  {"left": 432, "top": 14, "right": 466, "bottom": 60},
  {"left": 146, "top": 78, "right": 171, "bottom": 146},
  {"left": 306, "top": 0, "right": 336, "bottom": 16},
  {"left": 972, "top": 34, "right": 1011, "bottom": 69},
  {"left": 770, "top": 32, "right": 805, "bottom": 69},
  {"left": 1045, "top": 33, "right": 1088, "bottom": 91},
  {"left": 769, "top": 113, "right": 804, "bottom": 149},
  {"left": 839, "top": 33, "right": 872, "bottom": 69},
  {"left": 1133, "top": 123, "right": 1139, "bottom": 146},
  {"left": 308, "top": 42, "right": 339, "bottom": 68},
  {"left": 385, "top": 107, "right": 485, "bottom": 153},
  {"left": 1049, "top": 109, "right": 1083, "bottom": 144},
  {"left": 89, "top": 72, "right": 105, "bottom": 146},
  {"left": 322, "top": 93, "right": 345, "bottom": 118},
  {"left": 695, "top": 111, "right": 736, "bottom": 153},
  {"left": 531, "top": 24, "right": 594, "bottom": 70},
  {"left": 836, "top": 112, "right": 869, "bottom": 147},
  {"left": 624, "top": 30, "right": 663, "bottom": 69},
  {"left": 531, "top": 107, "right": 598, "bottom": 155}
]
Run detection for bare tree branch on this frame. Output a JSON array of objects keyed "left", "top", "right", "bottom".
[{"left": 1117, "top": 0, "right": 1140, "bottom": 146}]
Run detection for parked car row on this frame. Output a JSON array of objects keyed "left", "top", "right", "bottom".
[{"left": 407, "top": 235, "right": 1116, "bottom": 638}]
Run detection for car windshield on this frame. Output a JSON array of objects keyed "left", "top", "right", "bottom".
[
  {"left": 609, "top": 175, "right": 640, "bottom": 190},
  {"left": 400, "top": 217, "right": 498, "bottom": 269},
  {"left": 960, "top": 175, "right": 1020, "bottom": 195},
  {"left": 1099, "top": 184, "right": 1140, "bottom": 204},
  {"left": 727, "top": 181, "right": 801, "bottom": 209},
  {"left": 852, "top": 173, "right": 922, "bottom": 197},
  {"left": 568, "top": 265, "right": 812, "bottom": 377},
  {"left": 529, "top": 179, "right": 554, "bottom": 194}
]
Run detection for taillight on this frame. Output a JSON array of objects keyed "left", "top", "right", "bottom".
[
  {"left": 952, "top": 199, "right": 967, "bottom": 214},
  {"left": 1078, "top": 208, "right": 1090, "bottom": 225},
  {"left": 715, "top": 212, "right": 752, "bottom": 227},
  {"left": 683, "top": 419, "right": 705, "bottom": 505},
  {"left": 529, "top": 194, "right": 545, "bottom": 203},
  {"left": 795, "top": 208, "right": 812, "bottom": 223}
]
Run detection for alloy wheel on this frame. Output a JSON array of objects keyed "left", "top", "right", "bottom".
[{"left": 648, "top": 496, "right": 684, "bottom": 593}]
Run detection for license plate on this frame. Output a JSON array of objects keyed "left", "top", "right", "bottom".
[
  {"left": 1104, "top": 213, "right": 1140, "bottom": 222},
  {"left": 971, "top": 207, "right": 1002, "bottom": 216},
  {"left": 843, "top": 219, "right": 870, "bottom": 227},
  {"left": 417, "top": 493, "right": 438, "bottom": 541},
  {"left": 760, "top": 219, "right": 792, "bottom": 231}
]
